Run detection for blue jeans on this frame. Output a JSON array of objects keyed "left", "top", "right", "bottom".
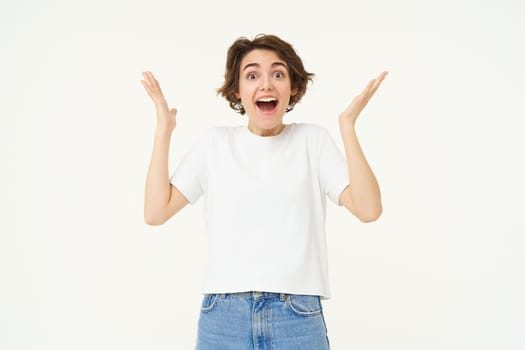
[{"left": 195, "top": 291, "right": 331, "bottom": 349}]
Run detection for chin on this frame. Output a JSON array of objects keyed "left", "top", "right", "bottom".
[
  {"left": 257, "top": 112, "right": 285, "bottom": 124},
  {"left": 258, "top": 119, "right": 282, "bottom": 129}
]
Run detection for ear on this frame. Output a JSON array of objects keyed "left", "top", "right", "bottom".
[
  {"left": 234, "top": 91, "right": 240, "bottom": 99},
  {"left": 291, "top": 88, "right": 298, "bottom": 96}
]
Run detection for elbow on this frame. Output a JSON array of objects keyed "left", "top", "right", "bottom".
[
  {"left": 144, "top": 210, "right": 167, "bottom": 226},
  {"left": 144, "top": 218, "right": 164, "bottom": 226},
  {"left": 357, "top": 205, "right": 382, "bottom": 223}
]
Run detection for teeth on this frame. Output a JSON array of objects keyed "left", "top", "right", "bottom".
[{"left": 257, "top": 97, "right": 277, "bottom": 102}]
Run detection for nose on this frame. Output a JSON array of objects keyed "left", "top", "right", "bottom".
[{"left": 259, "top": 74, "right": 274, "bottom": 91}]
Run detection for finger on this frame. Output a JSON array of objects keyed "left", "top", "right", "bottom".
[
  {"left": 142, "top": 71, "right": 153, "bottom": 85},
  {"left": 140, "top": 79, "right": 152, "bottom": 95},
  {"left": 369, "top": 71, "right": 388, "bottom": 96},
  {"left": 151, "top": 76, "right": 162, "bottom": 94},
  {"left": 141, "top": 72, "right": 154, "bottom": 89},
  {"left": 373, "top": 71, "right": 388, "bottom": 88},
  {"left": 376, "top": 70, "right": 388, "bottom": 81},
  {"left": 148, "top": 72, "right": 158, "bottom": 86},
  {"left": 143, "top": 71, "right": 158, "bottom": 88},
  {"left": 144, "top": 72, "right": 156, "bottom": 86},
  {"left": 361, "top": 78, "right": 376, "bottom": 96},
  {"left": 143, "top": 72, "right": 163, "bottom": 97},
  {"left": 140, "top": 76, "right": 154, "bottom": 94}
]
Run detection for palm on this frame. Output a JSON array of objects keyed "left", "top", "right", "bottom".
[
  {"left": 340, "top": 71, "right": 388, "bottom": 127},
  {"left": 141, "top": 71, "right": 177, "bottom": 131}
]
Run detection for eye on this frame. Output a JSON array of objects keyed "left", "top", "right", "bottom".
[
  {"left": 247, "top": 73, "right": 257, "bottom": 80},
  {"left": 273, "top": 71, "right": 285, "bottom": 79}
]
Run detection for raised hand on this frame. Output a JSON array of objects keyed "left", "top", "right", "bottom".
[
  {"left": 339, "top": 71, "right": 388, "bottom": 130},
  {"left": 141, "top": 71, "right": 177, "bottom": 132}
]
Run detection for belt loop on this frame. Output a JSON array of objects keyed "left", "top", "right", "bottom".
[{"left": 280, "top": 293, "right": 288, "bottom": 301}]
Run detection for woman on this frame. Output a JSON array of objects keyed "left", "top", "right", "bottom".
[{"left": 142, "top": 34, "right": 387, "bottom": 349}]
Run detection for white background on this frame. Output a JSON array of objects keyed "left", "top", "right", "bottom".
[{"left": 2, "top": 0, "right": 524, "bottom": 349}]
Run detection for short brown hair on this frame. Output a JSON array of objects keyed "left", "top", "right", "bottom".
[{"left": 217, "top": 34, "right": 314, "bottom": 114}]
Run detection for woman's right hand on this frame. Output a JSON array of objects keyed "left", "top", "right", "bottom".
[{"left": 141, "top": 71, "right": 177, "bottom": 132}]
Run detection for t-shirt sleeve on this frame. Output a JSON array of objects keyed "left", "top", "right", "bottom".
[
  {"left": 169, "top": 130, "right": 209, "bottom": 205},
  {"left": 318, "top": 128, "right": 349, "bottom": 206}
]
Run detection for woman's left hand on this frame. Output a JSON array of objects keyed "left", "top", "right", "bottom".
[{"left": 339, "top": 71, "right": 388, "bottom": 130}]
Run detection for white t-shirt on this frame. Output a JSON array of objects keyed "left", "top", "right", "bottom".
[{"left": 170, "top": 122, "right": 348, "bottom": 299}]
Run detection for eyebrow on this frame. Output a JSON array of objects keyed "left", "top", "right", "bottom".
[{"left": 242, "top": 62, "right": 288, "bottom": 71}]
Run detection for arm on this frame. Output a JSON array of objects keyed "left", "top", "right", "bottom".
[
  {"left": 338, "top": 71, "right": 388, "bottom": 222},
  {"left": 142, "top": 71, "right": 189, "bottom": 225}
]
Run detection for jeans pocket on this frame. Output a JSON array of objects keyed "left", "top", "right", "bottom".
[
  {"left": 286, "top": 294, "right": 323, "bottom": 317},
  {"left": 200, "top": 293, "right": 220, "bottom": 313}
]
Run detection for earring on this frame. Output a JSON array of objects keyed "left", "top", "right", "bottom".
[{"left": 235, "top": 100, "right": 244, "bottom": 113}]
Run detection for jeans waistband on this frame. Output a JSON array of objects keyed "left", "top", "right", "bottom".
[{"left": 217, "top": 291, "right": 289, "bottom": 301}]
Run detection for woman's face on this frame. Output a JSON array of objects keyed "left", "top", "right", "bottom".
[{"left": 235, "top": 49, "right": 297, "bottom": 136}]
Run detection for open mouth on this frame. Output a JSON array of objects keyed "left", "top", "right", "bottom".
[{"left": 256, "top": 97, "right": 278, "bottom": 113}]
